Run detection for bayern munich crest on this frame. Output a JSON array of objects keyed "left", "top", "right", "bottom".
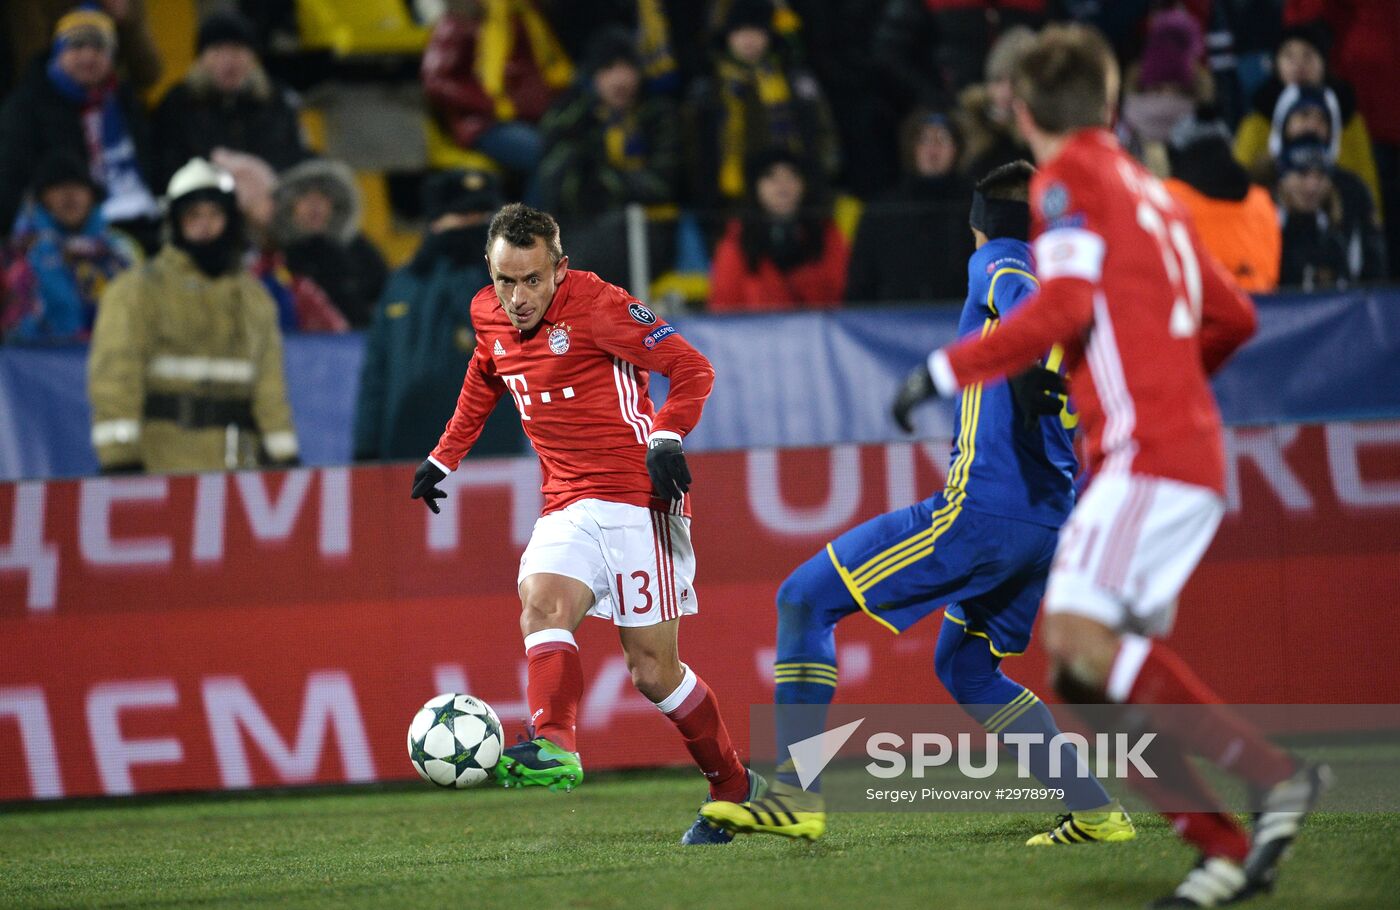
[{"left": 548, "top": 324, "right": 571, "bottom": 355}]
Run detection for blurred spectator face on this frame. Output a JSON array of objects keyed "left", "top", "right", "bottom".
[
  {"left": 593, "top": 60, "right": 641, "bottom": 111},
  {"left": 56, "top": 35, "right": 114, "bottom": 88},
  {"left": 988, "top": 78, "right": 1015, "bottom": 122},
  {"left": 1276, "top": 39, "right": 1324, "bottom": 87},
  {"left": 1279, "top": 168, "right": 1329, "bottom": 214},
  {"left": 1284, "top": 107, "right": 1330, "bottom": 143},
  {"left": 201, "top": 44, "right": 257, "bottom": 94},
  {"left": 291, "top": 189, "right": 335, "bottom": 236},
  {"left": 39, "top": 182, "right": 96, "bottom": 232},
  {"left": 914, "top": 123, "right": 959, "bottom": 178},
  {"left": 756, "top": 162, "right": 804, "bottom": 219},
  {"left": 180, "top": 200, "right": 228, "bottom": 243},
  {"left": 727, "top": 27, "right": 769, "bottom": 66}
]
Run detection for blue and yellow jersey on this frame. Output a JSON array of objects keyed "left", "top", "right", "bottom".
[{"left": 944, "top": 237, "right": 1077, "bottom": 529}]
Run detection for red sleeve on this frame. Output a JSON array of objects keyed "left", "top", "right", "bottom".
[
  {"left": 429, "top": 339, "right": 507, "bottom": 471},
  {"left": 803, "top": 222, "right": 848, "bottom": 307},
  {"left": 940, "top": 277, "right": 1094, "bottom": 389},
  {"left": 707, "top": 221, "right": 748, "bottom": 312},
  {"left": 1196, "top": 243, "right": 1258, "bottom": 375},
  {"left": 593, "top": 294, "right": 715, "bottom": 439}
]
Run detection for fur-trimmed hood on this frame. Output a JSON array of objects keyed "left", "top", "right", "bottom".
[
  {"left": 183, "top": 57, "right": 275, "bottom": 103},
  {"left": 270, "top": 158, "right": 361, "bottom": 247}
]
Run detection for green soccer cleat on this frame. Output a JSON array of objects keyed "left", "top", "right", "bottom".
[
  {"left": 495, "top": 737, "right": 584, "bottom": 792},
  {"left": 699, "top": 781, "right": 826, "bottom": 841},
  {"left": 1026, "top": 808, "right": 1138, "bottom": 846}
]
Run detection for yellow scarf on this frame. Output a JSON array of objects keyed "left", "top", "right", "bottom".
[
  {"left": 716, "top": 57, "right": 793, "bottom": 200},
  {"left": 636, "top": 0, "right": 677, "bottom": 83},
  {"left": 475, "top": 0, "right": 574, "bottom": 121}
]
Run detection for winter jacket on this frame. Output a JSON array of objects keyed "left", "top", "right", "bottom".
[
  {"left": 88, "top": 245, "right": 298, "bottom": 473},
  {"left": 270, "top": 159, "right": 387, "bottom": 328},
  {"left": 1285, "top": 0, "right": 1400, "bottom": 146},
  {"left": 709, "top": 218, "right": 847, "bottom": 312},
  {"left": 1166, "top": 180, "right": 1280, "bottom": 293},
  {"left": 0, "top": 59, "right": 155, "bottom": 237},
  {"left": 353, "top": 227, "right": 523, "bottom": 461},
  {"left": 422, "top": 6, "right": 573, "bottom": 150},
  {"left": 537, "top": 85, "right": 680, "bottom": 216},
  {"left": 2, "top": 203, "right": 140, "bottom": 343},
  {"left": 1277, "top": 167, "right": 1386, "bottom": 290},
  {"left": 846, "top": 174, "right": 975, "bottom": 304},
  {"left": 1233, "top": 77, "right": 1381, "bottom": 213},
  {"left": 150, "top": 63, "right": 309, "bottom": 188}
]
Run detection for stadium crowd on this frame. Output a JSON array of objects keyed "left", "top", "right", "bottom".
[{"left": 0, "top": 0, "right": 1395, "bottom": 472}]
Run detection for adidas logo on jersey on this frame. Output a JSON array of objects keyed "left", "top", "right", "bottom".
[{"left": 493, "top": 339, "right": 506, "bottom": 356}]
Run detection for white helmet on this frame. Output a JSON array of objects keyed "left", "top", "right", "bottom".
[{"left": 166, "top": 157, "right": 236, "bottom": 204}]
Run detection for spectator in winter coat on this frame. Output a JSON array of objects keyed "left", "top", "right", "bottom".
[
  {"left": 1115, "top": 8, "right": 1214, "bottom": 179},
  {"left": 847, "top": 110, "right": 974, "bottom": 304},
  {"left": 270, "top": 159, "right": 389, "bottom": 329},
  {"left": 2, "top": 153, "right": 140, "bottom": 344},
  {"left": 4, "top": 0, "right": 163, "bottom": 96},
  {"left": 685, "top": 0, "right": 839, "bottom": 226},
  {"left": 1274, "top": 136, "right": 1386, "bottom": 290},
  {"left": 212, "top": 148, "right": 348, "bottom": 334},
  {"left": 709, "top": 149, "right": 847, "bottom": 312},
  {"left": 0, "top": 8, "right": 159, "bottom": 250},
  {"left": 354, "top": 169, "right": 523, "bottom": 462},
  {"left": 537, "top": 27, "right": 680, "bottom": 287},
  {"left": 421, "top": 0, "right": 574, "bottom": 187},
  {"left": 1233, "top": 21, "right": 1380, "bottom": 213},
  {"left": 954, "top": 26, "right": 1034, "bottom": 180},
  {"left": 150, "top": 11, "right": 310, "bottom": 189},
  {"left": 88, "top": 157, "right": 299, "bottom": 474},
  {"left": 1165, "top": 116, "right": 1280, "bottom": 293}
]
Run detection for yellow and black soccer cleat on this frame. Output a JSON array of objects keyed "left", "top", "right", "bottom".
[
  {"left": 1025, "top": 809, "right": 1137, "bottom": 846},
  {"left": 699, "top": 784, "right": 826, "bottom": 841}
]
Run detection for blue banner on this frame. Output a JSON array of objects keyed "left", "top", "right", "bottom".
[{"left": 3, "top": 290, "right": 1399, "bottom": 481}]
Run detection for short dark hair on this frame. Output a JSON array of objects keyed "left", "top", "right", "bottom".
[
  {"left": 975, "top": 160, "right": 1035, "bottom": 203},
  {"left": 486, "top": 203, "right": 564, "bottom": 265},
  {"left": 1013, "top": 24, "right": 1118, "bottom": 134}
]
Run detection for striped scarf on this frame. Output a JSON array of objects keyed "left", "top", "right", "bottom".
[
  {"left": 475, "top": 0, "right": 574, "bottom": 121},
  {"left": 716, "top": 55, "right": 797, "bottom": 200}
]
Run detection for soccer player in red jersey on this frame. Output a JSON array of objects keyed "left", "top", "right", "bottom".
[
  {"left": 410, "top": 204, "right": 759, "bottom": 843},
  {"left": 892, "top": 26, "right": 1329, "bottom": 907}
]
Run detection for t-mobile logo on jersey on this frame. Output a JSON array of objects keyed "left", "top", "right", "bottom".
[{"left": 502, "top": 374, "right": 575, "bottom": 421}]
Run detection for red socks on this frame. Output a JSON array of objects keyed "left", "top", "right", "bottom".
[
  {"left": 524, "top": 629, "right": 583, "bottom": 753},
  {"left": 655, "top": 666, "right": 748, "bottom": 802},
  {"left": 1109, "top": 635, "right": 1296, "bottom": 789}
]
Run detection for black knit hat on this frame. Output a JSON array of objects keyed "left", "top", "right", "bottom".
[
  {"left": 1277, "top": 19, "right": 1331, "bottom": 61},
  {"left": 197, "top": 11, "right": 258, "bottom": 54},
  {"left": 724, "top": 0, "right": 773, "bottom": 34},
  {"left": 30, "top": 152, "right": 102, "bottom": 198},
  {"left": 583, "top": 26, "right": 641, "bottom": 75},
  {"left": 423, "top": 169, "right": 503, "bottom": 221}
]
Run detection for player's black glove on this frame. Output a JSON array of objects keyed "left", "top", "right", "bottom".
[
  {"left": 891, "top": 363, "right": 938, "bottom": 434},
  {"left": 411, "top": 459, "right": 448, "bottom": 514},
  {"left": 646, "top": 436, "right": 691, "bottom": 500},
  {"left": 1007, "top": 366, "right": 1067, "bottom": 429}
]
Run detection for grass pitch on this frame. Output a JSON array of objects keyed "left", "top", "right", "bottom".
[{"left": 1, "top": 770, "right": 1396, "bottom": 910}]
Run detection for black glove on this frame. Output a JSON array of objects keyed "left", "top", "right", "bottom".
[
  {"left": 891, "top": 363, "right": 938, "bottom": 434},
  {"left": 1007, "top": 366, "right": 1067, "bottom": 429},
  {"left": 646, "top": 436, "right": 691, "bottom": 500},
  {"left": 100, "top": 461, "right": 143, "bottom": 475},
  {"left": 411, "top": 459, "right": 448, "bottom": 514}
]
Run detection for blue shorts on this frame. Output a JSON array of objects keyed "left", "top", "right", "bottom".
[{"left": 824, "top": 495, "right": 1059, "bottom": 656}]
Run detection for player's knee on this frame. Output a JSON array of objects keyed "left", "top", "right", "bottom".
[
  {"left": 933, "top": 643, "right": 959, "bottom": 695},
  {"left": 1042, "top": 613, "right": 1119, "bottom": 698},
  {"left": 518, "top": 596, "right": 572, "bottom": 636},
  {"left": 625, "top": 650, "right": 681, "bottom": 701}
]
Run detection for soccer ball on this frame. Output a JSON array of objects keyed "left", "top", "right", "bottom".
[{"left": 407, "top": 693, "right": 504, "bottom": 788}]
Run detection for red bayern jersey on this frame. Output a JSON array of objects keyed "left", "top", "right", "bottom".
[
  {"left": 930, "top": 129, "right": 1257, "bottom": 494},
  {"left": 430, "top": 269, "right": 715, "bottom": 515}
]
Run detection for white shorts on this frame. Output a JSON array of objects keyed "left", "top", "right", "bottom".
[
  {"left": 1044, "top": 473, "right": 1223, "bottom": 637},
  {"left": 517, "top": 498, "right": 698, "bottom": 627}
]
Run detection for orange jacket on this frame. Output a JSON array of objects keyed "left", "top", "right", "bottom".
[
  {"left": 1166, "top": 179, "right": 1280, "bottom": 293},
  {"left": 708, "top": 219, "right": 848, "bottom": 312}
]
